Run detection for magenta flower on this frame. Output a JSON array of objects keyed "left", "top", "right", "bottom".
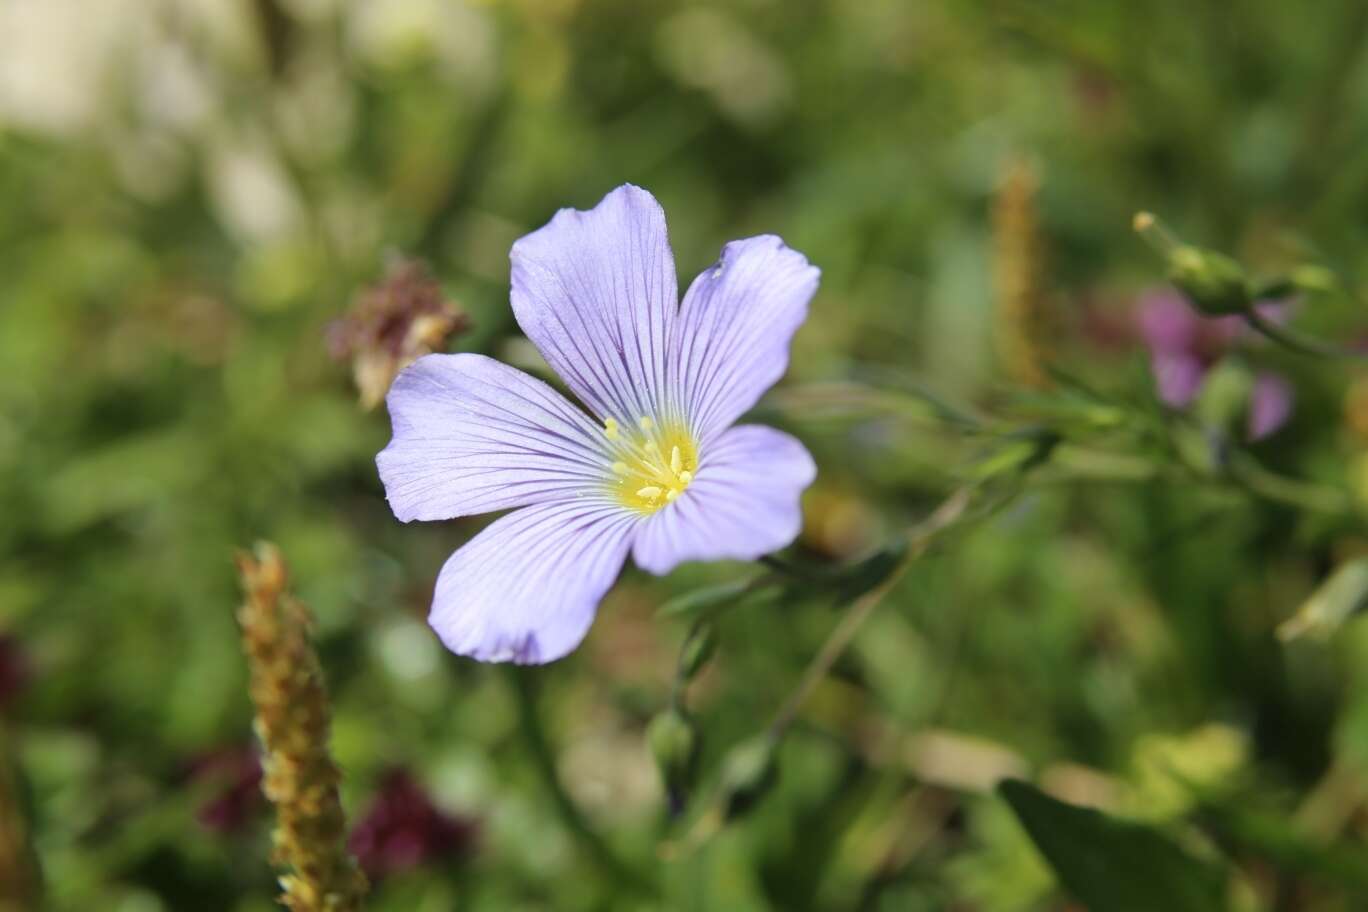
[
  {"left": 1136, "top": 289, "right": 1294, "bottom": 441},
  {"left": 348, "top": 769, "right": 478, "bottom": 879},
  {"left": 189, "top": 744, "right": 263, "bottom": 834},
  {"left": 377, "top": 185, "right": 819, "bottom": 663}
]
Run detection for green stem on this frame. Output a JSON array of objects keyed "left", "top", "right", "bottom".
[
  {"left": 1227, "top": 454, "right": 1352, "bottom": 516},
  {"left": 1046, "top": 441, "right": 1351, "bottom": 518},
  {"left": 507, "top": 669, "right": 655, "bottom": 897},
  {"left": 1243, "top": 307, "right": 1368, "bottom": 361},
  {"left": 0, "top": 722, "right": 39, "bottom": 910},
  {"left": 767, "top": 487, "right": 977, "bottom": 740}
]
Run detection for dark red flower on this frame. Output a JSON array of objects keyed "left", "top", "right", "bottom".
[
  {"left": 348, "top": 769, "right": 478, "bottom": 879},
  {"left": 189, "top": 745, "right": 263, "bottom": 834},
  {"left": 0, "top": 634, "right": 30, "bottom": 711}
]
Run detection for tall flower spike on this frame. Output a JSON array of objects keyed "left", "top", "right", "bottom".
[
  {"left": 378, "top": 185, "right": 820, "bottom": 664},
  {"left": 237, "top": 543, "right": 368, "bottom": 911},
  {"left": 992, "top": 159, "right": 1051, "bottom": 387}
]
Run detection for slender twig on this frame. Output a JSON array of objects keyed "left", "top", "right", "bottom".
[
  {"left": 768, "top": 489, "right": 974, "bottom": 741},
  {"left": 507, "top": 669, "right": 655, "bottom": 897},
  {"left": 767, "top": 570, "right": 908, "bottom": 741},
  {"left": 1042, "top": 440, "right": 1351, "bottom": 518},
  {"left": 1227, "top": 453, "right": 1351, "bottom": 515}
]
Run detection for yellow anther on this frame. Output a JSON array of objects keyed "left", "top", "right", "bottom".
[{"left": 604, "top": 418, "right": 699, "bottom": 515}]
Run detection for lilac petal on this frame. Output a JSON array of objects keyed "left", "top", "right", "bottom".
[
  {"left": 1247, "top": 372, "right": 1294, "bottom": 441},
  {"left": 510, "top": 184, "right": 677, "bottom": 426},
  {"left": 1137, "top": 289, "right": 1198, "bottom": 356},
  {"left": 430, "top": 501, "right": 640, "bottom": 663},
  {"left": 672, "top": 235, "right": 819, "bottom": 441},
  {"left": 378, "top": 353, "right": 611, "bottom": 522},
  {"left": 1151, "top": 352, "right": 1206, "bottom": 408},
  {"left": 632, "top": 425, "right": 815, "bottom": 575}
]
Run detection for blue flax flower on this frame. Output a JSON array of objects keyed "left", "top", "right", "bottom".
[{"left": 377, "top": 185, "right": 819, "bottom": 663}]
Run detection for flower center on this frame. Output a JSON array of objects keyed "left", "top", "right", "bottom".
[{"left": 602, "top": 416, "right": 698, "bottom": 514}]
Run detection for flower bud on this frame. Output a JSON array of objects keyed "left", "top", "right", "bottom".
[
  {"left": 719, "top": 734, "right": 777, "bottom": 820},
  {"left": 1167, "top": 246, "right": 1251, "bottom": 316},
  {"left": 647, "top": 708, "right": 699, "bottom": 816}
]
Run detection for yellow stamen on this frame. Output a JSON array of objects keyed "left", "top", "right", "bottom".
[{"left": 604, "top": 417, "right": 700, "bottom": 515}]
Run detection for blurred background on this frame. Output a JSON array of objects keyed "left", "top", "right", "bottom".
[{"left": 4, "top": 0, "right": 1368, "bottom": 909}]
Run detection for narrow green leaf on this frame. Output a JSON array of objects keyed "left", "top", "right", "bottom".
[
  {"left": 656, "top": 575, "right": 777, "bottom": 619},
  {"left": 832, "top": 537, "right": 909, "bottom": 603},
  {"left": 1277, "top": 558, "right": 1368, "bottom": 641},
  {"left": 998, "top": 779, "right": 1226, "bottom": 912}
]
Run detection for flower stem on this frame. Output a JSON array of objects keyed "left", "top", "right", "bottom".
[
  {"left": 1243, "top": 306, "right": 1368, "bottom": 360},
  {"left": 1227, "top": 453, "right": 1352, "bottom": 515},
  {"left": 768, "top": 488, "right": 975, "bottom": 741},
  {"left": 0, "top": 721, "right": 38, "bottom": 911}
]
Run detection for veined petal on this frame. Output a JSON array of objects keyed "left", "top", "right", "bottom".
[
  {"left": 510, "top": 184, "right": 677, "bottom": 426},
  {"left": 632, "top": 424, "right": 815, "bottom": 575},
  {"left": 673, "top": 235, "right": 819, "bottom": 441},
  {"left": 378, "top": 353, "right": 609, "bottom": 522},
  {"left": 430, "top": 501, "right": 639, "bottom": 664}
]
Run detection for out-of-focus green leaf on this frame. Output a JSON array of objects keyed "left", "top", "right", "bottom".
[
  {"left": 1196, "top": 798, "right": 1368, "bottom": 893},
  {"left": 656, "top": 575, "right": 778, "bottom": 619},
  {"left": 966, "top": 429, "right": 1060, "bottom": 481},
  {"left": 832, "top": 537, "right": 910, "bottom": 603},
  {"left": 1278, "top": 559, "right": 1368, "bottom": 641},
  {"left": 998, "top": 779, "right": 1226, "bottom": 912}
]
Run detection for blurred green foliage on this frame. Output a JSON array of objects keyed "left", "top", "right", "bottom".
[{"left": 3, "top": 0, "right": 1368, "bottom": 908}]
